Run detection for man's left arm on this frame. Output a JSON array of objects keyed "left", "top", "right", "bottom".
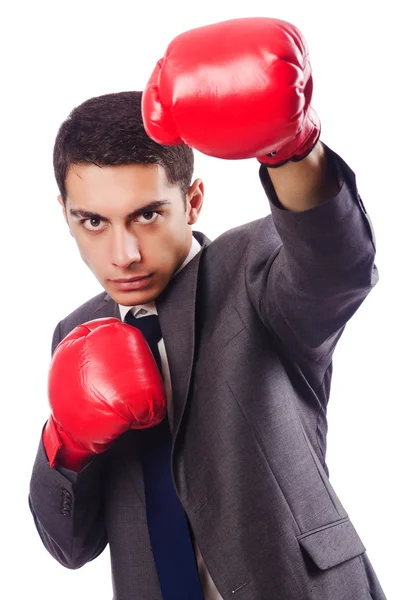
[{"left": 247, "top": 141, "right": 378, "bottom": 369}]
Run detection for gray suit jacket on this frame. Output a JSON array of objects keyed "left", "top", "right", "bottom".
[{"left": 29, "top": 148, "right": 386, "bottom": 599}]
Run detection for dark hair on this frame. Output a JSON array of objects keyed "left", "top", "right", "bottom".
[{"left": 53, "top": 91, "right": 194, "bottom": 206}]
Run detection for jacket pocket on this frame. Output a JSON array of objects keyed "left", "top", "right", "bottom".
[{"left": 297, "top": 517, "right": 366, "bottom": 570}]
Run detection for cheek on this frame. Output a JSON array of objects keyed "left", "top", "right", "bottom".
[
  {"left": 74, "top": 235, "right": 105, "bottom": 273},
  {"left": 150, "top": 228, "right": 187, "bottom": 264}
]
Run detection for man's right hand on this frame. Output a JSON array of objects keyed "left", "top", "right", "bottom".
[{"left": 42, "top": 318, "right": 167, "bottom": 471}]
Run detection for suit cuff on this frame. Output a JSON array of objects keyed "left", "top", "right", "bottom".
[
  {"left": 259, "top": 144, "right": 376, "bottom": 251},
  {"left": 259, "top": 143, "right": 344, "bottom": 212}
]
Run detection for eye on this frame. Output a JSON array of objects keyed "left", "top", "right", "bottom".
[
  {"left": 135, "top": 211, "right": 160, "bottom": 224},
  {"left": 81, "top": 217, "right": 105, "bottom": 231}
]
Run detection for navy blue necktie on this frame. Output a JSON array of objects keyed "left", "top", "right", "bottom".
[{"left": 125, "top": 311, "right": 205, "bottom": 600}]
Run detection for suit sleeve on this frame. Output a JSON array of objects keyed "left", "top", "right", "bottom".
[
  {"left": 245, "top": 145, "right": 378, "bottom": 381},
  {"left": 28, "top": 321, "right": 108, "bottom": 569}
]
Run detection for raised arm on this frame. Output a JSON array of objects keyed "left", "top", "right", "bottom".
[{"left": 246, "top": 144, "right": 377, "bottom": 378}]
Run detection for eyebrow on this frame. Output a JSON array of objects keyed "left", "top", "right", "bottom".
[{"left": 69, "top": 199, "right": 171, "bottom": 222}]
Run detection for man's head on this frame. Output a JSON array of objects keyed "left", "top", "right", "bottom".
[{"left": 53, "top": 91, "right": 204, "bottom": 305}]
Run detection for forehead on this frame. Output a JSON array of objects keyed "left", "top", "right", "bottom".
[{"left": 65, "top": 163, "right": 179, "bottom": 211}]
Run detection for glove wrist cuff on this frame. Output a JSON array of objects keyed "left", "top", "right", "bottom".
[
  {"left": 42, "top": 416, "right": 92, "bottom": 472},
  {"left": 259, "top": 108, "right": 321, "bottom": 168}
]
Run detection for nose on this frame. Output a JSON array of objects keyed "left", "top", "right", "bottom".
[{"left": 110, "top": 227, "right": 141, "bottom": 268}]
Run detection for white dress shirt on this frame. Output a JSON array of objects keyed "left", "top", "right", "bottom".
[{"left": 119, "top": 236, "right": 224, "bottom": 600}]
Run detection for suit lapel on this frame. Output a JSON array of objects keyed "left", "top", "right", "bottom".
[
  {"left": 157, "top": 232, "right": 209, "bottom": 437},
  {"left": 91, "top": 293, "right": 121, "bottom": 320}
]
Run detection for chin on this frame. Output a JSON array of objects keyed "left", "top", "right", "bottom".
[{"left": 105, "top": 284, "right": 165, "bottom": 307}]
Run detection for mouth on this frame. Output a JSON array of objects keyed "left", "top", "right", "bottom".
[{"left": 110, "top": 274, "right": 153, "bottom": 291}]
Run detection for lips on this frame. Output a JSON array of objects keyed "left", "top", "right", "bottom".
[
  {"left": 110, "top": 274, "right": 153, "bottom": 291},
  {"left": 112, "top": 275, "right": 151, "bottom": 283}
]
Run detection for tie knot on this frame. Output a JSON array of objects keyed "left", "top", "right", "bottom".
[{"left": 125, "top": 312, "right": 162, "bottom": 348}]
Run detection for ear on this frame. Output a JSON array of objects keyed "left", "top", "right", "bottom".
[
  {"left": 57, "top": 195, "right": 74, "bottom": 237},
  {"left": 186, "top": 179, "right": 204, "bottom": 225}
]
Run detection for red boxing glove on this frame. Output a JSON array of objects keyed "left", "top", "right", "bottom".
[
  {"left": 43, "top": 318, "right": 166, "bottom": 471},
  {"left": 142, "top": 17, "right": 320, "bottom": 167}
]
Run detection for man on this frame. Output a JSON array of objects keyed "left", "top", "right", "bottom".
[{"left": 29, "top": 17, "right": 386, "bottom": 600}]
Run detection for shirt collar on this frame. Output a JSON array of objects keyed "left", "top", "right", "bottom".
[{"left": 118, "top": 235, "right": 202, "bottom": 321}]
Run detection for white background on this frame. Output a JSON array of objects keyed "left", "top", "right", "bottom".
[{"left": 1, "top": 0, "right": 395, "bottom": 598}]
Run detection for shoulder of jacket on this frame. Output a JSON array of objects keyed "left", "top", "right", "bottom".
[
  {"left": 212, "top": 216, "right": 273, "bottom": 245},
  {"left": 58, "top": 291, "right": 109, "bottom": 331}
]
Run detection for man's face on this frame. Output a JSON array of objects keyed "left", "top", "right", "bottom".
[{"left": 61, "top": 163, "right": 203, "bottom": 306}]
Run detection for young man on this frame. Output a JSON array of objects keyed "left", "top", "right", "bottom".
[{"left": 29, "top": 17, "right": 386, "bottom": 600}]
